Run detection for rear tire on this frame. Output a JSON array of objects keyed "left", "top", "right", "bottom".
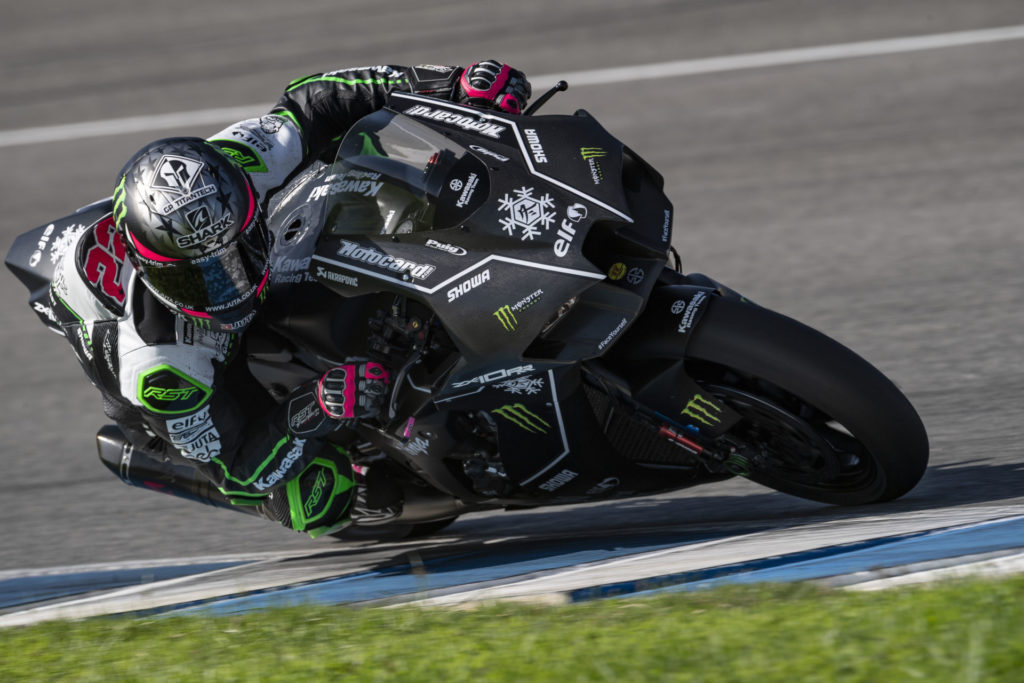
[{"left": 630, "top": 296, "right": 928, "bottom": 505}]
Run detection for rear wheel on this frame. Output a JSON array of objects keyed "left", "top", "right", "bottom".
[{"left": 629, "top": 296, "right": 928, "bottom": 505}]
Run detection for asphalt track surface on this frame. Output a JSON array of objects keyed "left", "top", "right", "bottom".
[{"left": 2, "top": 0, "right": 1023, "bottom": 572}]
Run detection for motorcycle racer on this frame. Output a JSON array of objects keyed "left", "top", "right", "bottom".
[{"left": 47, "top": 61, "right": 531, "bottom": 538}]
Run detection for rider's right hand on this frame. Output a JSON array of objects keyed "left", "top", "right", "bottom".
[{"left": 457, "top": 60, "right": 531, "bottom": 115}]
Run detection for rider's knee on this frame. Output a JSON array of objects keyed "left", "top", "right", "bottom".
[{"left": 263, "top": 444, "right": 355, "bottom": 538}]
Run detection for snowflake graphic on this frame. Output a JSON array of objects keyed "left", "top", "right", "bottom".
[
  {"left": 49, "top": 224, "right": 88, "bottom": 265},
  {"left": 495, "top": 375, "right": 546, "bottom": 396},
  {"left": 497, "top": 186, "right": 556, "bottom": 241}
]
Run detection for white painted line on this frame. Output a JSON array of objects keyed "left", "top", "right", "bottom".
[
  {"left": 3, "top": 24, "right": 1024, "bottom": 149},
  {"left": 842, "top": 551, "right": 1024, "bottom": 592},
  {"left": 532, "top": 23, "right": 1024, "bottom": 89},
  {"left": 0, "top": 105, "right": 267, "bottom": 149}
]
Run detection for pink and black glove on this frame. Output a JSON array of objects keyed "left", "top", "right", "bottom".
[
  {"left": 317, "top": 362, "right": 390, "bottom": 420},
  {"left": 457, "top": 60, "right": 532, "bottom": 114}
]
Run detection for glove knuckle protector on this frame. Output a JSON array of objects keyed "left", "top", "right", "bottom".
[
  {"left": 458, "top": 59, "right": 531, "bottom": 115},
  {"left": 318, "top": 362, "right": 390, "bottom": 420}
]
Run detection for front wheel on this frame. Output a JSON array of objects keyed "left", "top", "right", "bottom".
[{"left": 628, "top": 296, "right": 929, "bottom": 505}]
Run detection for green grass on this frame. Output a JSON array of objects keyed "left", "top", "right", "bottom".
[{"left": 2, "top": 576, "right": 1023, "bottom": 682}]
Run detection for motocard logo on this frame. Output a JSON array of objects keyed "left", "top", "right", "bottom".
[
  {"left": 337, "top": 240, "right": 436, "bottom": 280},
  {"left": 446, "top": 268, "right": 490, "bottom": 302},
  {"left": 425, "top": 238, "right": 467, "bottom": 256},
  {"left": 147, "top": 155, "right": 216, "bottom": 215},
  {"left": 403, "top": 104, "right": 506, "bottom": 139}
]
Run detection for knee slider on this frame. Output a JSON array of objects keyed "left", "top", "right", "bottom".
[{"left": 268, "top": 445, "right": 355, "bottom": 538}]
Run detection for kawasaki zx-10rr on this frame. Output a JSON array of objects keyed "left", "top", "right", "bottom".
[{"left": 6, "top": 87, "right": 928, "bottom": 540}]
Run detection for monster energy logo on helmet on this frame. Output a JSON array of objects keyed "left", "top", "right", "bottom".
[{"left": 492, "top": 403, "right": 551, "bottom": 434}]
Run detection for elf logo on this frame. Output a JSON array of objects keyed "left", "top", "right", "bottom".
[{"left": 553, "top": 203, "right": 588, "bottom": 258}]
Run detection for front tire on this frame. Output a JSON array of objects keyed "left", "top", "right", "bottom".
[{"left": 630, "top": 296, "right": 928, "bottom": 505}]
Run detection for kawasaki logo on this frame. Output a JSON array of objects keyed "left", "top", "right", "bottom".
[
  {"left": 254, "top": 438, "right": 307, "bottom": 491},
  {"left": 403, "top": 104, "right": 506, "bottom": 139},
  {"left": 337, "top": 240, "right": 436, "bottom": 280},
  {"left": 681, "top": 393, "right": 723, "bottom": 427},
  {"left": 492, "top": 403, "right": 551, "bottom": 434}
]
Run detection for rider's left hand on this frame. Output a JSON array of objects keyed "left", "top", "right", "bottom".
[
  {"left": 457, "top": 60, "right": 531, "bottom": 114},
  {"left": 317, "top": 362, "right": 390, "bottom": 420}
]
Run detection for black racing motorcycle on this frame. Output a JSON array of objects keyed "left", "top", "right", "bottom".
[{"left": 6, "top": 85, "right": 929, "bottom": 540}]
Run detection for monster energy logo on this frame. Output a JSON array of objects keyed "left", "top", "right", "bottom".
[
  {"left": 492, "top": 403, "right": 551, "bottom": 434},
  {"left": 580, "top": 147, "right": 607, "bottom": 160},
  {"left": 494, "top": 305, "right": 518, "bottom": 331},
  {"left": 680, "top": 393, "right": 723, "bottom": 427}
]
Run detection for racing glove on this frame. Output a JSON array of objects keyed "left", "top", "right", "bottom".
[
  {"left": 457, "top": 60, "right": 532, "bottom": 114},
  {"left": 317, "top": 362, "right": 390, "bottom": 421}
]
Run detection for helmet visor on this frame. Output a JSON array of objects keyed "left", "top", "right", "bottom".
[{"left": 136, "top": 217, "right": 270, "bottom": 314}]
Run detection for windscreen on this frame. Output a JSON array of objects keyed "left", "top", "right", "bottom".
[{"left": 323, "top": 109, "right": 489, "bottom": 236}]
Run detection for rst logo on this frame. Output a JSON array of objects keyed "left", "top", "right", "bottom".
[{"left": 446, "top": 269, "right": 490, "bottom": 302}]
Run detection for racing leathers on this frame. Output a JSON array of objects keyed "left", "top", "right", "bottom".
[{"left": 49, "top": 63, "right": 511, "bottom": 536}]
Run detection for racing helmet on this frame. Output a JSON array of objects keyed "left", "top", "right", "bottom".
[{"left": 112, "top": 137, "right": 271, "bottom": 332}]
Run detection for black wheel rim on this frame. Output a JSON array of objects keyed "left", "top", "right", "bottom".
[{"left": 703, "top": 379, "right": 880, "bottom": 494}]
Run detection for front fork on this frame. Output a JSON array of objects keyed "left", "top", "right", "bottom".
[{"left": 598, "top": 270, "right": 759, "bottom": 476}]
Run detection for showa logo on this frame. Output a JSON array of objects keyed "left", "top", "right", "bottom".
[{"left": 147, "top": 155, "right": 216, "bottom": 215}]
